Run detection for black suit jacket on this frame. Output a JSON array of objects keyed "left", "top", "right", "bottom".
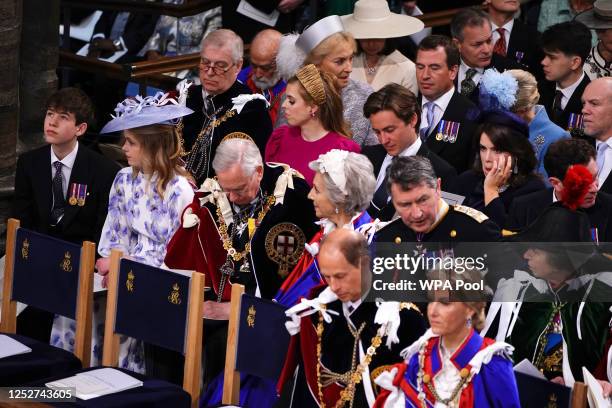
[
  {"left": 601, "top": 173, "right": 612, "bottom": 195},
  {"left": 12, "top": 144, "right": 120, "bottom": 245},
  {"left": 91, "top": 11, "right": 158, "bottom": 63},
  {"left": 506, "top": 19, "right": 545, "bottom": 80},
  {"left": 507, "top": 188, "right": 612, "bottom": 242},
  {"left": 539, "top": 75, "right": 590, "bottom": 130},
  {"left": 362, "top": 143, "right": 457, "bottom": 221},
  {"left": 422, "top": 90, "right": 479, "bottom": 174}
]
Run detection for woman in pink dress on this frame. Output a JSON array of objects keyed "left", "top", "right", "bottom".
[{"left": 265, "top": 64, "right": 360, "bottom": 185}]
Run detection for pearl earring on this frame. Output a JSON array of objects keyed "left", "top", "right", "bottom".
[{"left": 335, "top": 207, "right": 339, "bottom": 214}]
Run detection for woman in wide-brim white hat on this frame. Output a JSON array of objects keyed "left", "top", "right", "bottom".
[{"left": 341, "top": 0, "right": 424, "bottom": 92}]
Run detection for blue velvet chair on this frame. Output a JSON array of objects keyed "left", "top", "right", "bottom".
[
  {"left": 221, "top": 284, "right": 290, "bottom": 406},
  {"left": 31, "top": 249, "right": 205, "bottom": 407},
  {"left": 514, "top": 371, "right": 587, "bottom": 408},
  {"left": 0, "top": 218, "right": 95, "bottom": 385}
]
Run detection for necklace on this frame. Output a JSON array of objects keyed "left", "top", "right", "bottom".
[
  {"left": 416, "top": 338, "right": 475, "bottom": 408},
  {"left": 363, "top": 54, "right": 380, "bottom": 76},
  {"left": 215, "top": 194, "right": 275, "bottom": 301},
  {"left": 315, "top": 308, "right": 384, "bottom": 408}
]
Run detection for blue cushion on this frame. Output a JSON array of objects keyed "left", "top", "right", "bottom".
[{"left": 0, "top": 333, "right": 82, "bottom": 386}]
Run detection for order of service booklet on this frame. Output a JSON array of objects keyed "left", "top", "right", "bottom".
[{"left": 46, "top": 368, "right": 143, "bottom": 400}]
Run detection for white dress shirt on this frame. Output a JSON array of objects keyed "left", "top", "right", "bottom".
[
  {"left": 50, "top": 142, "right": 79, "bottom": 198},
  {"left": 491, "top": 19, "right": 514, "bottom": 50},
  {"left": 419, "top": 86, "right": 455, "bottom": 137},
  {"left": 375, "top": 138, "right": 422, "bottom": 191},
  {"left": 597, "top": 138, "right": 612, "bottom": 187},
  {"left": 458, "top": 60, "right": 484, "bottom": 93},
  {"left": 556, "top": 72, "right": 585, "bottom": 110}
]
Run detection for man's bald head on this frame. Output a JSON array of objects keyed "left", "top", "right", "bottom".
[
  {"left": 249, "top": 29, "right": 282, "bottom": 88},
  {"left": 318, "top": 229, "right": 370, "bottom": 302},
  {"left": 582, "top": 77, "right": 612, "bottom": 141}
]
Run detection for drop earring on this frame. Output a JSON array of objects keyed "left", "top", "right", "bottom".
[
  {"left": 335, "top": 207, "right": 339, "bottom": 214},
  {"left": 310, "top": 111, "right": 316, "bottom": 118},
  {"left": 466, "top": 317, "right": 472, "bottom": 328}
]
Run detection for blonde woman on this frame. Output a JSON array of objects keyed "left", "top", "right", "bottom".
[
  {"left": 507, "top": 69, "right": 569, "bottom": 179},
  {"left": 277, "top": 16, "right": 378, "bottom": 146},
  {"left": 265, "top": 64, "right": 360, "bottom": 185}
]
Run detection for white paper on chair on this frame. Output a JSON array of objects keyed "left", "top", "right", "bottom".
[
  {"left": 441, "top": 191, "right": 465, "bottom": 206},
  {"left": 93, "top": 272, "right": 107, "bottom": 293},
  {"left": 46, "top": 368, "right": 143, "bottom": 400},
  {"left": 513, "top": 359, "right": 547, "bottom": 380},
  {"left": 0, "top": 334, "right": 32, "bottom": 359},
  {"left": 582, "top": 366, "right": 612, "bottom": 408},
  {"left": 236, "top": 0, "right": 279, "bottom": 26}
]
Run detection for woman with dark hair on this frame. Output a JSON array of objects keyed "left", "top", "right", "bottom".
[{"left": 451, "top": 112, "right": 546, "bottom": 228}]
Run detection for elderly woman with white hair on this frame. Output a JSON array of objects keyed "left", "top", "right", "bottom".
[
  {"left": 275, "top": 15, "right": 379, "bottom": 146},
  {"left": 275, "top": 149, "right": 377, "bottom": 306}
]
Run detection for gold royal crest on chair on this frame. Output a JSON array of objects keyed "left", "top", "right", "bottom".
[
  {"left": 168, "top": 283, "right": 182, "bottom": 305},
  {"left": 60, "top": 251, "right": 72, "bottom": 272},
  {"left": 21, "top": 238, "right": 29, "bottom": 260},
  {"left": 247, "top": 304, "right": 256, "bottom": 328},
  {"left": 265, "top": 223, "right": 306, "bottom": 278},
  {"left": 126, "top": 271, "right": 135, "bottom": 292}
]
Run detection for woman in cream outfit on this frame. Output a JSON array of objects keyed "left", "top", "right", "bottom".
[{"left": 342, "top": 0, "right": 423, "bottom": 93}]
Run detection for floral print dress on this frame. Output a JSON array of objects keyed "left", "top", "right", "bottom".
[{"left": 50, "top": 167, "right": 194, "bottom": 372}]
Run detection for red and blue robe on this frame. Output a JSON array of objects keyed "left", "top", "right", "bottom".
[
  {"left": 237, "top": 66, "right": 286, "bottom": 125},
  {"left": 375, "top": 330, "right": 520, "bottom": 408}
]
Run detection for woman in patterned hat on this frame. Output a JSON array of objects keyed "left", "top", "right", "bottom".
[
  {"left": 265, "top": 64, "right": 360, "bottom": 186},
  {"left": 375, "top": 269, "right": 520, "bottom": 408}
]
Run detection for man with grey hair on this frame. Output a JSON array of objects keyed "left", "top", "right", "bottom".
[
  {"left": 165, "top": 136, "right": 316, "bottom": 384},
  {"left": 375, "top": 155, "right": 500, "bottom": 243},
  {"left": 238, "top": 29, "right": 286, "bottom": 124},
  {"left": 182, "top": 28, "right": 273, "bottom": 185}
]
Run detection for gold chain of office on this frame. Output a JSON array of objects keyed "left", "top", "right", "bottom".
[
  {"left": 216, "top": 194, "right": 275, "bottom": 261},
  {"left": 181, "top": 108, "right": 237, "bottom": 157}
]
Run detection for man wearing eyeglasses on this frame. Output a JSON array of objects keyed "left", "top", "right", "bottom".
[
  {"left": 182, "top": 29, "right": 273, "bottom": 186},
  {"left": 238, "top": 29, "right": 286, "bottom": 124}
]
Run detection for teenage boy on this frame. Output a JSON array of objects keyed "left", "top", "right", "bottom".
[
  {"left": 12, "top": 87, "right": 120, "bottom": 342},
  {"left": 539, "top": 21, "right": 592, "bottom": 131}
]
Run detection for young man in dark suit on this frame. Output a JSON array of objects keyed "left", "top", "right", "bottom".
[
  {"left": 450, "top": 7, "right": 523, "bottom": 106},
  {"left": 506, "top": 138, "right": 612, "bottom": 245},
  {"left": 415, "top": 35, "right": 478, "bottom": 174},
  {"left": 486, "top": 0, "right": 544, "bottom": 79},
  {"left": 539, "top": 21, "right": 592, "bottom": 131},
  {"left": 362, "top": 83, "right": 456, "bottom": 221},
  {"left": 12, "top": 88, "right": 120, "bottom": 342}
]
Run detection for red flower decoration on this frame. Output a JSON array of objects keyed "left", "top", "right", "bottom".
[{"left": 560, "top": 164, "right": 593, "bottom": 210}]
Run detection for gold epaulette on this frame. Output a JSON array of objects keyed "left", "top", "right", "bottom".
[
  {"left": 400, "top": 302, "right": 422, "bottom": 315},
  {"left": 502, "top": 229, "right": 517, "bottom": 237},
  {"left": 452, "top": 204, "right": 489, "bottom": 224}
]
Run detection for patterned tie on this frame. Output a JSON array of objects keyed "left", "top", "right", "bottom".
[
  {"left": 461, "top": 68, "right": 478, "bottom": 96},
  {"left": 597, "top": 142, "right": 609, "bottom": 175},
  {"left": 420, "top": 101, "right": 436, "bottom": 141},
  {"left": 492, "top": 27, "right": 507, "bottom": 56},
  {"left": 50, "top": 161, "right": 66, "bottom": 225}
]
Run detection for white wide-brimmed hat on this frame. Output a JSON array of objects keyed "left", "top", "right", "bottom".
[
  {"left": 340, "top": 0, "right": 424, "bottom": 39},
  {"left": 575, "top": 0, "right": 612, "bottom": 30}
]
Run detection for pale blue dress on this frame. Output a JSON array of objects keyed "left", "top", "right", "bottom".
[{"left": 50, "top": 167, "right": 194, "bottom": 372}]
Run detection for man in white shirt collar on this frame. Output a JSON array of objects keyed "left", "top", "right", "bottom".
[
  {"left": 540, "top": 21, "right": 592, "bottom": 128},
  {"left": 582, "top": 77, "right": 612, "bottom": 192},
  {"left": 486, "top": 0, "right": 519, "bottom": 57},
  {"left": 318, "top": 228, "right": 369, "bottom": 316}
]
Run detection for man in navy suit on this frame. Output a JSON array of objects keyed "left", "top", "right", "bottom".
[
  {"left": 539, "top": 21, "right": 592, "bottom": 131},
  {"left": 415, "top": 35, "right": 479, "bottom": 174},
  {"left": 362, "top": 83, "right": 456, "bottom": 221},
  {"left": 12, "top": 88, "right": 120, "bottom": 342}
]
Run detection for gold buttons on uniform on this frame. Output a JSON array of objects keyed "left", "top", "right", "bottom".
[
  {"left": 460, "top": 368, "right": 469, "bottom": 378},
  {"left": 394, "top": 237, "right": 402, "bottom": 244},
  {"left": 450, "top": 230, "right": 457, "bottom": 238}
]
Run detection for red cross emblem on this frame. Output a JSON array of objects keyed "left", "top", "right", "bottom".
[{"left": 275, "top": 234, "right": 295, "bottom": 256}]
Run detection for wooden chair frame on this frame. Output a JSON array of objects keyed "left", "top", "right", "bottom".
[
  {"left": 222, "top": 283, "right": 245, "bottom": 405},
  {"left": 0, "top": 218, "right": 95, "bottom": 367},
  {"left": 102, "top": 249, "right": 205, "bottom": 407}
]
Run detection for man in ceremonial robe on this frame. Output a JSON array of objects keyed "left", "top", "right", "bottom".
[
  {"left": 182, "top": 28, "right": 272, "bottom": 185},
  {"left": 277, "top": 229, "right": 427, "bottom": 407},
  {"left": 165, "top": 136, "right": 317, "bottom": 384}
]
